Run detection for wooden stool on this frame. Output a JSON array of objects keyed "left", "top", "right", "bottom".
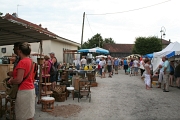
[
  {"left": 66, "top": 87, "right": 74, "bottom": 100},
  {"left": 41, "top": 97, "right": 55, "bottom": 112}
]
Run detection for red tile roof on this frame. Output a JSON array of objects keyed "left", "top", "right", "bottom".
[
  {"left": 3, "top": 13, "right": 57, "bottom": 37},
  {"left": 103, "top": 43, "right": 134, "bottom": 53}
]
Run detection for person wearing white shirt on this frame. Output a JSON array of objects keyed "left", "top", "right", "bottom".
[
  {"left": 157, "top": 58, "right": 165, "bottom": 88},
  {"left": 81, "top": 56, "right": 87, "bottom": 68},
  {"left": 133, "top": 58, "right": 139, "bottom": 76},
  {"left": 139, "top": 58, "right": 145, "bottom": 76},
  {"left": 99, "top": 57, "right": 106, "bottom": 78}
]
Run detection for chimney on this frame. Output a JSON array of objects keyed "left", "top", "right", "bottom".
[
  {"left": 169, "top": 39, "right": 171, "bottom": 43},
  {"left": 45, "top": 28, "right": 47, "bottom": 30},
  {"left": 39, "top": 24, "right": 42, "bottom": 27},
  {"left": 12, "top": 13, "right": 18, "bottom": 18}
]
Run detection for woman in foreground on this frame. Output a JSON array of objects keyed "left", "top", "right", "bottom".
[{"left": 8, "top": 42, "right": 35, "bottom": 120}]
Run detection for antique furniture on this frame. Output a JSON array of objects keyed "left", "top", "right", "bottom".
[
  {"left": 78, "top": 80, "right": 91, "bottom": 102},
  {"left": 66, "top": 87, "right": 74, "bottom": 100},
  {"left": 41, "top": 65, "right": 52, "bottom": 97},
  {"left": 41, "top": 97, "right": 55, "bottom": 112},
  {"left": 52, "top": 85, "right": 67, "bottom": 102}
]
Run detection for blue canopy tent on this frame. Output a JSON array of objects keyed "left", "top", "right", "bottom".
[
  {"left": 78, "top": 47, "right": 109, "bottom": 54},
  {"left": 166, "top": 51, "right": 175, "bottom": 58},
  {"left": 143, "top": 53, "right": 153, "bottom": 58}
]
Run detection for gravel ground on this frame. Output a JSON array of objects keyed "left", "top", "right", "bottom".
[{"left": 34, "top": 69, "right": 180, "bottom": 120}]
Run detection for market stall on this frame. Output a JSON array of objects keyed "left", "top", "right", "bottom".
[
  {"left": 0, "top": 16, "right": 57, "bottom": 118},
  {"left": 153, "top": 41, "right": 180, "bottom": 72},
  {"left": 77, "top": 47, "right": 109, "bottom": 87}
]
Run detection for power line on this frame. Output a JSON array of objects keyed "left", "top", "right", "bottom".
[
  {"left": 86, "top": 0, "right": 171, "bottom": 15},
  {"left": 85, "top": 15, "right": 94, "bottom": 35}
]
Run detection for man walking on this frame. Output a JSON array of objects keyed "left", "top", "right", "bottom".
[
  {"left": 157, "top": 58, "right": 165, "bottom": 88},
  {"left": 163, "top": 57, "right": 170, "bottom": 92}
]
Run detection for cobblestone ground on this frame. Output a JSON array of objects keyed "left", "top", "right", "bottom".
[{"left": 33, "top": 69, "right": 180, "bottom": 120}]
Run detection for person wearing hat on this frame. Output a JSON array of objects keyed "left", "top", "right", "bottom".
[{"left": 49, "top": 52, "right": 58, "bottom": 90}]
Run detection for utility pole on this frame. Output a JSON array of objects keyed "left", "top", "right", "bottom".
[
  {"left": 99, "top": 36, "right": 100, "bottom": 47},
  {"left": 81, "top": 12, "right": 85, "bottom": 48}
]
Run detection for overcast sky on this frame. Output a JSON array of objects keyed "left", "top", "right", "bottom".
[{"left": 1, "top": 0, "right": 180, "bottom": 44}]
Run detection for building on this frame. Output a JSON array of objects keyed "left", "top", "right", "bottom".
[
  {"left": 103, "top": 43, "right": 134, "bottom": 58},
  {"left": 103, "top": 39, "right": 170, "bottom": 58},
  {"left": 162, "top": 39, "right": 171, "bottom": 49},
  {"left": 0, "top": 13, "right": 80, "bottom": 63}
]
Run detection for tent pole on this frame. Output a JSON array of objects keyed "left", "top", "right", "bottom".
[{"left": 38, "top": 40, "right": 43, "bottom": 104}]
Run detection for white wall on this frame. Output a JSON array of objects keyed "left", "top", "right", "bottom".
[
  {"left": 0, "top": 40, "right": 78, "bottom": 63},
  {"left": 51, "top": 40, "right": 78, "bottom": 62}
]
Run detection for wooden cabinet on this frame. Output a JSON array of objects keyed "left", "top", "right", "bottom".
[{"left": 0, "top": 64, "right": 13, "bottom": 91}]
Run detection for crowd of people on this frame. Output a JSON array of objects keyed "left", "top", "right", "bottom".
[{"left": 5, "top": 43, "right": 180, "bottom": 120}]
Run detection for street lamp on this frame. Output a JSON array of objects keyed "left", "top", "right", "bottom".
[{"left": 160, "top": 26, "right": 166, "bottom": 50}]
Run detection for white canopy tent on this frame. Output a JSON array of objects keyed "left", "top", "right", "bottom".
[
  {"left": 96, "top": 55, "right": 107, "bottom": 58},
  {"left": 153, "top": 41, "right": 180, "bottom": 72}
]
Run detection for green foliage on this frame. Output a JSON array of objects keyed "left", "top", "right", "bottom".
[
  {"left": 0, "top": 12, "right": 3, "bottom": 16},
  {"left": 81, "top": 33, "right": 115, "bottom": 49},
  {"left": 133, "top": 36, "right": 161, "bottom": 55},
  {"left": 104, "top": 38, "right": 115, "bottom": 44}
]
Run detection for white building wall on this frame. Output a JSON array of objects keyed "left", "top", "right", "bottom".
[
  {"left": 0, "top": 39, "right": 78, "bottom": 63},
  {"left": 51, "top": 40, "right": 78, "bottom": 63}
]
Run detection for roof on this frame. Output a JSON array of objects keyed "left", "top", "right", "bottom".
[
  {"left": 103, "top": 43, "right": 134, "bottom": 53},
  {"left": 3, "top": 13, "right": 57, "bottom": 37},
  {"left": 2, "top": 13, "right": 80, "bottom": 46},
  {"left": 162, "top": 39, "right": 171, "bottom": 45},
  {"left": 0, "top": 16, "right": 57, "bottom": 46}
]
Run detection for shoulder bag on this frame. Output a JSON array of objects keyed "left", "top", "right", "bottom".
[{"left": 3, "top": 60, "right": 33, "bottom": 99}]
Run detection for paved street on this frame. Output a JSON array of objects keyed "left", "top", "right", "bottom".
[{"left": 34, "top": 69, "right": 180, "bottom": 120}]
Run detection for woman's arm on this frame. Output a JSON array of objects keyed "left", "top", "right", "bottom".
[{"left": 9, "top": 69, "right": 25, "bottom": 84}]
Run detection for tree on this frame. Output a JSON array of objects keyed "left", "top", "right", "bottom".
[
  {"left": 0, "top": 12, "right": 3, "bottom": 16},
  {"left": 133, "top": 36, "right": 162, "bottom": 55},
  {"left": 81, "top": 33, "right": 115, "bottom": 49},
  {"left": 104, "top": 38, "right": 115, "bottom": 44}
]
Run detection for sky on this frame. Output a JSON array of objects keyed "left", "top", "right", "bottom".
[{"left": 1, "top": 0, "right": 180, "bottom": 44}]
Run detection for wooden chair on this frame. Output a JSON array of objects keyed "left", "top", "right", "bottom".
[{"left": 78, "top": 79, "right": 91, "bottom": 102}]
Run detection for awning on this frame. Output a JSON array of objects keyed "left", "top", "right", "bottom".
[
  {"left": 78, "top": 47, "right": 109, "bottom": 54},
  {"left": 0, "top": 17, "right": 57, "bottom": 46}
]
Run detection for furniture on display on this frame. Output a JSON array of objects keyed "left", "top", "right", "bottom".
[
  {"left": 0, "top": 64, "right": 14, "bottom": 118},
  {"left": 0, "top": 64, "right": 13, "bottom": 91},
  {"left": 41, "top": 97, "right": 55, "bottom": 112},
  {"left": 5, "top": 97, "right": 16, "bottom": 119},
  {"left": 78, "top": 79, "right": 91, "bottom": 102},
  {"left": 66, "top": 87, "right": 74, "bottom": 100},
  {"left": 0, "top": 92, "right": 6, "bottom": 117},
  {"left": 52, "top": 85, "right": 67, "bottom": 102},
  {"left": 41, "top": 65, "right": 53, "bottom": 97}
]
